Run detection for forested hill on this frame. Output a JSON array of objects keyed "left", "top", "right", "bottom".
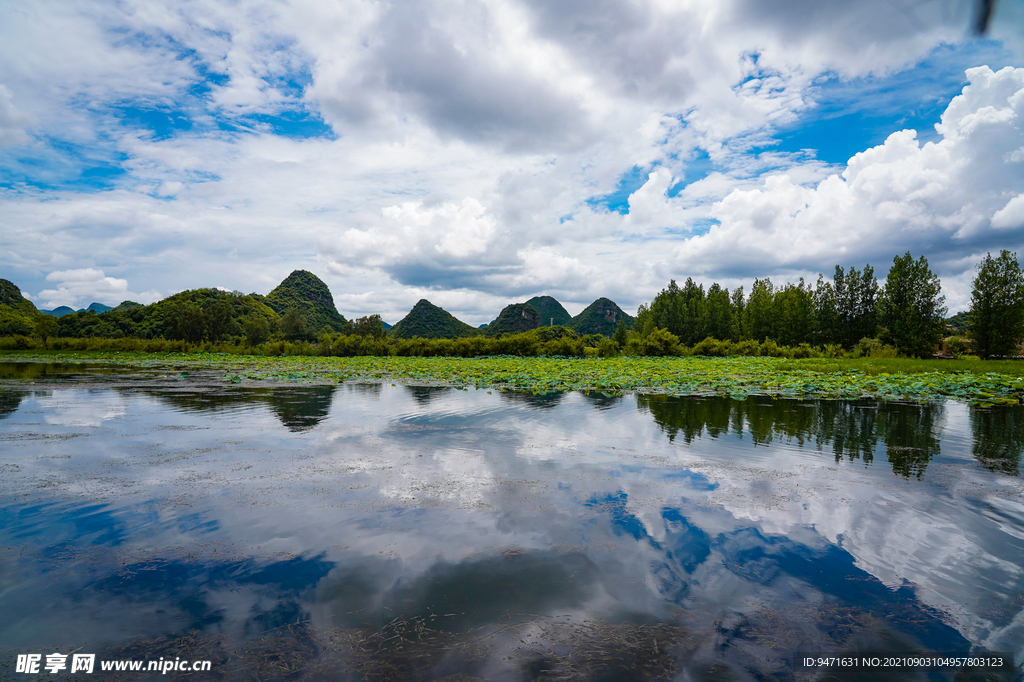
[
  {"left": 485, "top": 303, "right": 542, "bottom": 336},
  {"left": 32, "top": 270, "right": 344, "bottom": 343},
  {"left": 946, "top": 311, "right": 970, "bottom": 332},
  {"left": 571, "top": 298, "right": 634, "bottom": 336},
  {"left": 53, "top": 288, "right": 278, "bottom": 342},
  {"left": 40, "top": 302, "right": 113, "bottom": 317},
  {"left": 265, "top": 270, "right": 347, "bottom": 333},
  {"left": 527, "top": 296, "right": 573, "bottom": 327},
  {"left": 388, "top": 300, "right": 479, "bottom": 339},
  {"left": 0, "top": 279, "right": 42, "bottom": 336}
]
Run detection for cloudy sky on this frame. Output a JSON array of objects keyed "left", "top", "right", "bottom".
[{"left": 1, "top": 0, "right": 1023, "bottom": 323}]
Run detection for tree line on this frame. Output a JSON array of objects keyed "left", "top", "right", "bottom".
[
  {"left": 11, "top": 250, "right": 1024, "bottom": 359},
  {"left": 631, "top": 250, "right": 1024, "bottom": 359}
]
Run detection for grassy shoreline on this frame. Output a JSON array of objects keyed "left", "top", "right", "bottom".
[{"left": 4, "top": 350, "right": 1024, "bottom": 405}]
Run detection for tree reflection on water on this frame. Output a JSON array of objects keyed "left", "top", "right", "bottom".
[{"left": 638, "top": 395, "right": 1021, "bottom": 478}]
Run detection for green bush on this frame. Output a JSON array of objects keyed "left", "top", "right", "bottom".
[
  {"left": 943, "top": 335, "right": 970, "bottom": 358},
  {"left": 639, "top": 328, "right": 682, "bottom": 356},
  {"left": 597, "top": 339, "right": 619, "bottom": 357},
  {"left": 853, "top": 337, "right": 899, "bottom": 358},
  {"left": 822, "top": 343, "right": 844, "bottom": 359},
  {"left": 692, "top": 337, "right": 730, "bottom": 357},
  {"left": 788, "top": 343, "right": 819, "bottom": 359},
  {"left": 758, "top": 339, "right": 785, "bottom": 357},
  {"left": 731, "top": 339, "right": 761, "bottom": 356}
]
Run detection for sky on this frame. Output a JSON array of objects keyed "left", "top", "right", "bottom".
[{"left": 1, "top": 0, "right": 1023, "bottom": 324}]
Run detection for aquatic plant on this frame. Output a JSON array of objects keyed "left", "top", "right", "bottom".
[{"left": 5, "top": 351, "right": 1024, "bottom": 405}]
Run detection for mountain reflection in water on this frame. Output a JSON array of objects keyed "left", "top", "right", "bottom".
[{"left": 0, "top": 371, "right": 1022, "bottom": 681}]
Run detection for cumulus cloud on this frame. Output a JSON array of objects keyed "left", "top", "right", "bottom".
[
  {"left": 0, "top": 0, "right": 1021, "bottom": 319},
  {"left": 33, "top": 268, "right": 161, "bottom": 309},
  {"left": 666, "top": 66, "right": 1024, "bottom": 286}
]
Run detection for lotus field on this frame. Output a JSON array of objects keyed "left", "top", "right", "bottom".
[{"left": 6, "top": 351, "right": 1024, "bottom": 406}]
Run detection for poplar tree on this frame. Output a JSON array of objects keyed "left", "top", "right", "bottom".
[
  {"left": 878, "top": 252, "right": 946, "bottom": 357},
  {"left": 970, "top": 250, "right": 1024, "bottom": 358}
]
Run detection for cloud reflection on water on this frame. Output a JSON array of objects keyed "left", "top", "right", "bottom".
[{"left": 0, "top": 379, "right": 1021, "bottom": 678}]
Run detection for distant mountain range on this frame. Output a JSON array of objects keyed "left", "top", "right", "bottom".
[
  {"left": 40, "top": 302, "right": 115, "bottom": 317},
  {"left": 392, "top": 294, "right": 632, "bottom": 338},
  {"left": 0, "top": 270, "right": 977, "bottom": 343},
  {"left": 0, "top": 270, "right": 634, "bottom": 340}
]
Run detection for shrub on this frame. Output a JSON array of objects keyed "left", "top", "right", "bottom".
[
  {"left": 853, "top": 337, "right": 899, "bottom": 358},
  {"left": 943, "top": 335, "right": 970, "bottom": 358},
  {"left": 692, "top": 337, "right": 729, "bottom": 357},
  {"left": 758, "top": 339, "right": 785, "bottom": 357},
  {"left": 732, "top": 339, "right": 761, "bottom": 356},
  {"left": 540, "top": 336, "right": 585, "bottom": 357},
  {"left": 822, "top": 343, "right": 844, "bottom": 358},
  {"left": 788, "top": 343, "right": 819, "bottom": 359},
  {"left": 597, "top": 339, "right": 619, "bottom": 357},
  {"left": 639, "top": 328, "right": 681, "bottom": 356}
]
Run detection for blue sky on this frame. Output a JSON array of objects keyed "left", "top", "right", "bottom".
[{"left": 1, "top": 0, "right": 1023, "bottom": 322}]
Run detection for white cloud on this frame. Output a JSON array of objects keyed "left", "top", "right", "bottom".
[
  {"left": 0, "top": 0, "right": 1021, "bottom": 320},
  {"left": 33, "top": 268, "right": 161, "bottom": 309},
  {"left": 0, "top": 84, "right": 30, "bottom": 147},
  {"left": 662, "top": 66, "right": 1024, "bottom": 293},
  {"left": 992, "top": 193, "right": 1024, "bottom": 229}
]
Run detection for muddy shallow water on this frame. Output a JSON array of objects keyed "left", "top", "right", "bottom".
[{"left": 0, "top": 363, "right": 1022, "bottom": 680}]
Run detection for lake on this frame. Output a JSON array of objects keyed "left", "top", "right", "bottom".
[{"left": 0, "top": 362, "right": 1022, "bottom": 681}]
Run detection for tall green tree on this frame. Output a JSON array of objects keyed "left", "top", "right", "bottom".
[
  {"left": 164, "top": 301, "right": 206, "bottom": 343},
  {"left": 970, "top": 250, "right": 1024, "bottom": 358},
  {"left": 648, "top": 278, "right": 706, "bottom": 344},
  {"left": 773, "top": 279, "right": 814, "bottom": 346},
  {"left": 812, "top": 274, "right": 839, "bottom": 345},
  {"left": 699, "top": 283, "right": 733, "bottom": 341},
  {"left": 730, "top": 286, "right": 745, "bottom": 341},
  {"left": 243, "top": 316, "right": 272, "bottom": 346},
  {"left": 281, "top": 307, "right": 310, "bottom": 341},
  {"left": 745, "top": 278, "right": 775, "bottom": 342},
  {"left": 612, "top": 319, "right": 628, "bottom": 347},
  {"left": 878, "top": 252, "right": 946, "bottom": 357},
  {"left": 204, "top": 299, "right": 238, "bottom": 342},
  {"left": 34, "top": 315, "right": 59, "bottom": 342},
  {"left": 344, "top": 314, "right": 386, "bottom": 339},
  {"left": 834, "top": 264, "right": 878, "bottom": 347},
  {"left": 633, "top": 303, "right": 655, "bottom": 338},
  {"left": 647, "top": 280, "right": 684, "bottom": 338}
]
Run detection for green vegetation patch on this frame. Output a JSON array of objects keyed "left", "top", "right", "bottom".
[
  {"left": 485, "top": 302, "right": 542, "bottom": 336},
  {"left": 5, "top": 352, "right": 1024, "bottom": 404},
  {"left": 389, "top": 299, "right": 480, "bottom": 339},
  {"left": 0, "top": 279, "right": 43, "bottom": 337},
  {"left": 571, "top": 298, "right": 634, "bottom": 336},
  {"left": 527, "top": 295, "right": 573, "bottom": 327},
  {"left": 264, "top": 270, "right": 347, "bottom": 333}
]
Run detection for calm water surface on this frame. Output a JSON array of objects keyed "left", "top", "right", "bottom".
[{"left": 1, "top": 363, "right": 1022, "bottom": 680}]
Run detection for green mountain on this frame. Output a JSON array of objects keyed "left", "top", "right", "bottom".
[
  {"left": 485, "top": 303, "right": 542, "bottom": 336},
  {"left": 526, "top": 296, "right": 572, "bottom": 327},
  {"left": 389, "top": 300, "right": 479, "bottom": 339},
  {"left": 41, "top": 302, "right": 115, "bottom": 317},
  {"left": 0, "top": 279, "right": 41, "bottom": 335},
  {"left": 55, "top": 288, "right": 278, "bottom": 341},
  {"left": 571, "top": 298, "right": 633, "bottom": 336},
  {"left": 265, "top": 270, "right": 347, "bottom": 333},
  {"left": 945, "top": 311, "right": 970, "bottom": 333},
  {"left": 40, "top": 306, "right": 77, "bottom": 317}
]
